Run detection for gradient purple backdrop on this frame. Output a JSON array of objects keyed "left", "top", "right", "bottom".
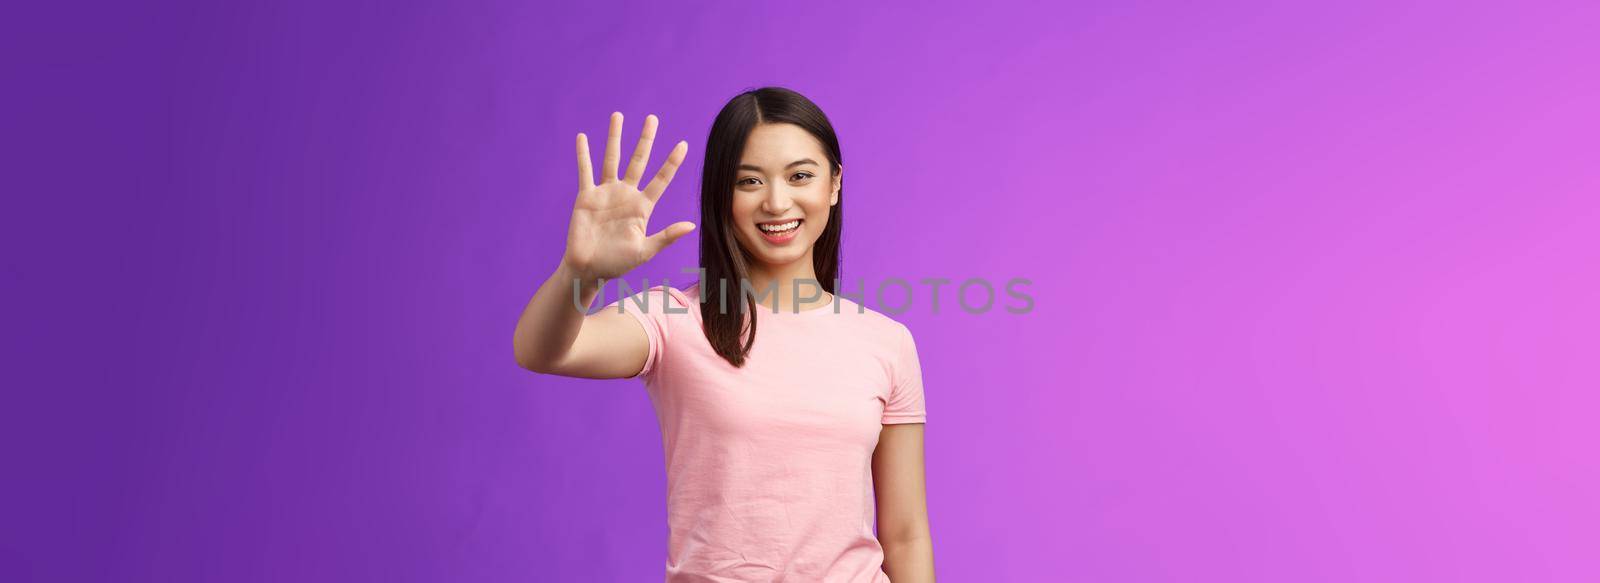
[{"left": 5, "top": 1, "right": 1599, "bottom": 581}]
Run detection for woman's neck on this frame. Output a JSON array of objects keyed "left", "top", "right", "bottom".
[{"left": 745, "top": 257, "right": 832, "bottom": 313}]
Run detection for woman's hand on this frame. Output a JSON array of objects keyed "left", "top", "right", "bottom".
[{"left": 563, "top": 112, "right": 695, "bottom": 283}]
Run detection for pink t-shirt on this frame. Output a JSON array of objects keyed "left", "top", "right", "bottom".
[{"left": 603, "top": 281, "right": 927, "bottom": 582}]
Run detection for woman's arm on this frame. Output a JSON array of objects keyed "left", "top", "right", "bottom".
[
  {"left": 873, "top": 422, "right": 935, "bottom": 581},
  {"left": 512, "top": 112, "right": 695, "bottom": 378},
  {"left": 512, "top": 261, "right": 651, "bottom": 378}
]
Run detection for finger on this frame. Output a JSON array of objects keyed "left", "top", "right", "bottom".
[
  {"left": 575, "top": 133, "right": 594, "bottom": 191},
  {"left": 642, "top": 141, "right": 688, "bottom": 202},
  {"left": 623, "top": 114, "right": 659, "bottom": 187},
  {"left": 602, "top": 111, "right": 623, "bottom": 183},
  {"left": 644, "top": 221, "right": 697, "bottom": 259}
]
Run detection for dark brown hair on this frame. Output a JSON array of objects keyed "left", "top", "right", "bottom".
[{"left": 698, "top": 87, "right": 844, "bottom": 367}]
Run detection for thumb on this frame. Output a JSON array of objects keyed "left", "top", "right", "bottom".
[{"left": 644, "top": 221, "right": 696, "bottom": 257}]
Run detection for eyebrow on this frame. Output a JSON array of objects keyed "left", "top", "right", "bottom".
[{"left": 738, "top": 158, "right": 820, "bottom": 172}]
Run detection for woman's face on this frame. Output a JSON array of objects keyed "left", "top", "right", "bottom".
[{"left": 730, "top": 122, "right": 841, "bottom": 270}]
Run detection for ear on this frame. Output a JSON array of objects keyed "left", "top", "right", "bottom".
[{"left": 830, "top": 164, "right": 842, "bottom": 206}]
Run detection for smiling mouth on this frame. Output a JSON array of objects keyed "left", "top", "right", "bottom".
[{"left": 757, "top": 219, "right": 802, "bottom": 234}]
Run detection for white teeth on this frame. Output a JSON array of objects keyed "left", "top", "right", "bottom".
[{"left": 758, "top": 220, "right": 800, "bottom": 233}]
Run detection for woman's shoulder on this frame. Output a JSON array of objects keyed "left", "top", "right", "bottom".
[{"left": 824, "top": 295, "right": 915, "bottom": 340}]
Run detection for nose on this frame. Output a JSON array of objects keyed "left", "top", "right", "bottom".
[{"left": 759, "top": 182, "right": 795, "bottom": 216}]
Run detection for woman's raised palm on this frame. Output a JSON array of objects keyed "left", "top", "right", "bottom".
[{"left": 564, "top": 112, "right": 695, "bottom": 281}]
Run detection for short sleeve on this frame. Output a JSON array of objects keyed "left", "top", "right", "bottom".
[
  {"left": 881, "top": 322, "right": 927, "bottom": 424},
  {"left": 601, "top": 284, "right": 687, "bottom": 380}
]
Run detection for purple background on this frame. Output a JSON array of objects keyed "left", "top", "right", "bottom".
[{"left": 6, "top": 1, "right": 1598, "bottom": 581}]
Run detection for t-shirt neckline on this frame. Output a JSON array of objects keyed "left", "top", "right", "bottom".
[{"left": 760, "top": 292, "right": 841, "bottom": 317}]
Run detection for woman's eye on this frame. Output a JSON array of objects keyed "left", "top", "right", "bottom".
[
  {"left": 790, "top": 172, "right": 813, "bottom": 181},
  {"left": 738, "top": 177, "right": 760, "bottom": 186}
]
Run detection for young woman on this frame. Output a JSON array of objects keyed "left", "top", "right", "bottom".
[{"left": 513, "top": 87, "right": 934, "bottom": 582}]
